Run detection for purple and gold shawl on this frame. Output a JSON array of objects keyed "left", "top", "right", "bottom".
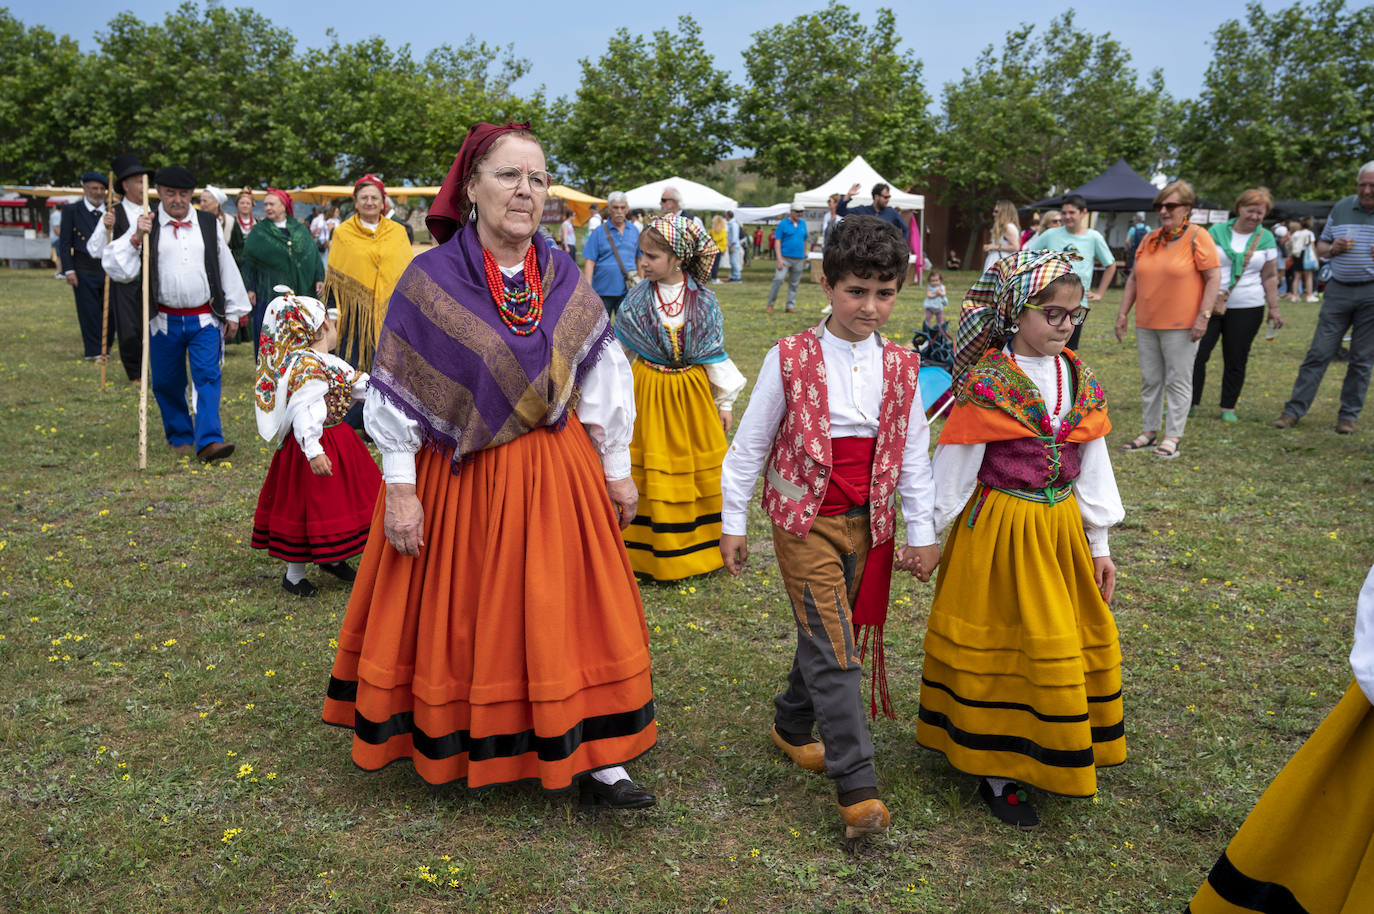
[{"left": 369, "top": 222, "right": 614, "bottom": 471}]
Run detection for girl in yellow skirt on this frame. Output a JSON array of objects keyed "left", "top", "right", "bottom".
[
  {"left": 1188, "top": 563, "right": 1374, "bottom": 913},
  {"left": 614, "top": 214, "right": 744, "bottom": 581},
  {"left": 918, "top": 250, "right": 1125, "bottom": 828}
]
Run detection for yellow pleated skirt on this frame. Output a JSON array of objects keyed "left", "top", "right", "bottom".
[
  {"left": 1188, "top": 680, "right": 1374, "bottom": 914},
  {"left": 622, "top": 359, "right": 726, "bottom": 581},
  {"left": 915, "top": 485, "right": 1125, "bottom": 797}
]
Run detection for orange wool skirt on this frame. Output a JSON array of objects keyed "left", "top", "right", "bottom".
[{"left": 322, "top": 414, "right": 657, "bottom": 790}]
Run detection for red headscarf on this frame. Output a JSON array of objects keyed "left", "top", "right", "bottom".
[
  {"left": 426, "top": 121, "right": 531, "bottom": 244},
  {"left": 353, "top": 173, "right": 387, "bottom": 200},
  {"left": 265, "top": 187, "right": 294, "bottom": 218}
]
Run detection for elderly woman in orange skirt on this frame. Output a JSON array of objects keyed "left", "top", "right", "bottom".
[{"left": 322, "top": 122, "right": 657, "bottom": 809}]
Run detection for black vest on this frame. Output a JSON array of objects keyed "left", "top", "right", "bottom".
[{"left": 146, "top": 206, "right": 227, "bottom": 321}]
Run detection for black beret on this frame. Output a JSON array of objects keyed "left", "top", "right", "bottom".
[
  {"left": 154, "top": 165, "right": 196, "bottom": 190},
  {"left": 81, "top": 171, "right": 108, "bottom": 186}
]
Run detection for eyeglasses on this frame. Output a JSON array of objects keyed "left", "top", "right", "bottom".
[
  {"left": 479, "top": 167, "right": 550, "bottom": 192},
  {"left": 1023, "top": 303, "right": 1089, "bottom": 327},
  {"left": 660, "top": 196, "right": 677, "bottom": 204},
  {"left": 1153, "top": 201, "right": 1187, "bottom": 213}
]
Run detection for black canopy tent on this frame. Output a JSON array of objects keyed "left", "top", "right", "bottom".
[{"left": 1030, "top": 159, "right": 1164, "bottom": 211}]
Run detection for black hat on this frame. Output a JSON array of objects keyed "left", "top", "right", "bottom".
[
  {"left": 80, "top": 171, "right": 108, "bottom": 187},
  {"left": 111, "top": 153, "right": 153, "bottom": 187},
  {"left": 154, "top": 165, "right": 196, "bottom": 190}
]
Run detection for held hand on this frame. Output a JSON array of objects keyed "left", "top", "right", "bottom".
[
  {"left": 1269, "top": 308, "right": 1284, "bottom": 329},
  {"left": 65, "top": 272, "right": 78, "bottom": 287},
  {"left": 222, "top": 317, "right": 239, "bottom": 338},
  {"left": 1093, "top": 555, "right": 1117, "bottom": 603},
  {"left": 315, "top": 281, "right": 324, "bottom": 297},
  {"left": 383, "top": 484, "right": 425, "bottom": 556},
  {"left": 720, "top": 533, "right": 748, "bottom": 576},
  {"left": 102, "top": 209, "right": 116, "bottom": 229},
  {"left": 1189, "top": 315, "right": 1208, "bottom": 342},
  {"left": 135, "top": 213, "right": 153, "bottom": 238},
  {"left": 1113, "top": 313, "right": 1129, "bottom": 343},
  {"left": 718, "top": 409, "right": 732, "bottom": 434},
  {"left": 605, "top": 476, "right": 638, "bottom": 530},
  {"left": 905, "top": 544, "right": 941, "bottom": 583},
  {"left": 1331, "top": 237, "right": 1352, "bottom": 255},
  {"left": 309, "top": 453, "right": 333, "bottom": 476}
]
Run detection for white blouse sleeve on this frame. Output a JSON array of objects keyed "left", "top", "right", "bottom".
[
  {"left": 1351, "top": 564, "right": 1374, "bottom": 704},
  {"left": 932, "top": 442, "right": 984, "bottom": 540},
  {"left": 288, "top": 380, "right": 329, "bottom": 460},
  {"left": 364, "top": 389, "right": 422, "bottom": 485},
  {"left": 719, "top": 346, "right": 786, "bottom": 536},
  {"left": 575, "top": 342, "right": 636, "bottom": 480},
  {"left": 896, "top": 387, "right": 937, "bottom": 546},
  {"left": 102, "top": 226, "right": 142, "bottom": 282},
  {"left": 705, "top": 357, "right": 747, "bottom": 410},
  {"left": 351, "top": 372, "right": 370, "bottom": 401},
  {"left": 1075, "top": 436, "right": 1125, "bottom": 557}
]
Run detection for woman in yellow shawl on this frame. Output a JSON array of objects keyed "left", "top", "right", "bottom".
[{"left": 322, "top": 174, "right": 414, "bottom": 378}]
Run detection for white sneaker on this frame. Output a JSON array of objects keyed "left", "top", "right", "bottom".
[{"left": 1306, "top": 295, "right": 1318, "bottom": 302}]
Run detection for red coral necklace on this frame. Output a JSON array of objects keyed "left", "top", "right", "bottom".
[{"left": 482, "top": 245, "right": 543, "bottom": 336}]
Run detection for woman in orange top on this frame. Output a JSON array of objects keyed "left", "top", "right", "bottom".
[{"left": 1113, "top": 181, "right": 1221, "bottom": 459}]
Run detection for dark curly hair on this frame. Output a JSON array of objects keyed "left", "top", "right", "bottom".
[{"left": 821, "top": 216, "right": 910, "bottom": 289}]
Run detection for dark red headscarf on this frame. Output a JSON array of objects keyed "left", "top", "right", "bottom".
[
  {"left": 353, "top": 173, "right": 387, "bottom": 200},
  {"left": 265, "top": 187, "right": 294, "bottom": 218},
  {"left": 426, "top": 121, "right": 531, "bottom": 244}
]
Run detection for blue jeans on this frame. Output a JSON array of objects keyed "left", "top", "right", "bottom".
[
  {"left": 149, "top": 311, "right": 226, "bottom": 448},
  {"left": 1283, "top": 280, "right": 1374, "bottom": 421},
  {"left": 729, "top": 243, "right": 743, "bottom": 281}
]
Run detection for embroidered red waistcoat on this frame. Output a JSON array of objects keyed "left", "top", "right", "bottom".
[{"left": 762, "top": 324, "right": 921, "bottom": 545}]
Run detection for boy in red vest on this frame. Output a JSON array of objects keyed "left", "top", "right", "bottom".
[{"left": 719, "top": 216, "right": 940, "bottom": 840}]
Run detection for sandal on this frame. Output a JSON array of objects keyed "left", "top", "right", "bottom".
[
  {"left": 1120, "top": 433, "right": 1156, "bottom": 452},
  {"left": 1152, "top": 437, "right": 1181, "bottom": 459}
]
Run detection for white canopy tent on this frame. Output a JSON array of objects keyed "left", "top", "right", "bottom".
[
  {"left": 733, "top": 203, "right": 792, "bottom": 224},
  {"left": 623, "top": 176, "right": 738, "bottom": 213},
  {"left": 792, "top": 155, "right": 923, "bottom": 211}
]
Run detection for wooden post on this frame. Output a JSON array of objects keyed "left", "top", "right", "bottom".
[
  {"left": 138, "top": 173, "right": 150, "bottom": 470},
  {"left": 99, "top": 170, "right": 114, "bottom": 388}
]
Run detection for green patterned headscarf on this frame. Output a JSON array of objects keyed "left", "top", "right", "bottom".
[{"left": 951, "top": 250, "right": 1082, "bottom": 393}]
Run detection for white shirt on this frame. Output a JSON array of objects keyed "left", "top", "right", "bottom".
[
  {"left": 285, "top": 368, "right": 370, "bottom": 459},
  {"left": 87, "top": 197, "right": 142, "bottom": 262},
  {"left": 1352, "top": 564, "right": 1374, "bottom": 704},
  {"left": 644, "top": 279, "right": 747, "bottom": 409},
  {"left": 1216, "top": 231, "right": 1278, "bottom": 309},
  {"left": 102, "top": 207, "right": 251, "bottom": 328},
  {"left": 366, "top": 261, "right": 635, "bottom": 484},
  {"left": 586, "top": 214, "right": 602, "bottom": 232},
  {"left": 931, "top": 350, "right": 1124, "bottom": 556},
  {"left": 719, "top": 325, "right": 938, "bottom": 546}
]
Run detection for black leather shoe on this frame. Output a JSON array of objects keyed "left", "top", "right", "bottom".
[
  {"left": 579, "top": 777, "right": 656, "bottom": 810},
  {"left": 281, "top": 574, "right": 318, "bottom": 597},
  {"left": 978, "top": 778, "right": 1039, "bottom": 828},
  {"left": 320, "top": 561, "right": 356, "bottom": 582}
]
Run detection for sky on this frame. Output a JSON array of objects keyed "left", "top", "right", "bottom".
[{"left": 16, "top": 0, "right": 1288, "bottom": 107}]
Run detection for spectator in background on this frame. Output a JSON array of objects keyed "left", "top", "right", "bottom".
[
  {"left": 766, "top": 204, "right": 808, "bottom": 314},
  {"left": 559, "top": 207, "right": 577, "bottom": 256},
  {"left": 1272, "top": 221, "right": 1290, "bottom": 296},
  {"left": 1288, "top": 216, "right": 1318, "bottom": 302},
  {"left": 753, "top": 225, "right": 764, "bottom": 257},
  {"left": 946, "top": 248, "right": 962, "bottom": 270},
  {"left": 709, "top": 214, "right": 728, "bottom": 283},
  {"left": 726, "top": 209, "right": 743, "bottom": 282},
  {"left": 586, "top": 203, "right": 602, "bottom": 233},
  {"left": 581, "top": 191, "right": 639, "bottom": 315},
  {"left": 1026, "top": 193, "right": 1116, "bottom": 349},
  {"left": 58, "top": 172, "right": 111, "bottom": 360},
  {"left": 1123, "top": 212, "right": 1149, "bottom": 275},
  {"left": 982, "top": 199, "right": 1021, "bottom": 272},
  {"left": 822, "top": 193, "right": 841, "bottom": 247},
  {"left": 837, "top": 182, "right": 905, "bottom": 236},
  {"left": 199, "top": 185, "right": 233, "bottom": 242},
  {"left": 1020, "top": 212, "right": 1040, "bottom": 249}
]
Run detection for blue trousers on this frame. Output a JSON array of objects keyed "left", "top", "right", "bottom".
[{"left": 149, "top": 312, "right": 225, "bottom": 449}]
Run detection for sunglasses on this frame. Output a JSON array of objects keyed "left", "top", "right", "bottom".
[
  {"left": 1023, "top": 303, "right": 1089, "bottom": 327},
  {"left": 1153, "top": 201, "right": 1187, "bottom": 213}
]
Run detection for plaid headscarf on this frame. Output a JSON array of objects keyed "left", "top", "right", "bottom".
[
  {"left": 254, "top": 286, "right": 338, "bottom": 441},
  {"left": 645, "top": 214, "right": 720, "bottom": 285},
  {"left": 950, "top": 250, "right": 1081, "bottom": 394}
]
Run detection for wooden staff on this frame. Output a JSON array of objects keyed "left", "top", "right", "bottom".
[
  {"left": 138, "top": 173, "right": 150, "bottom": 471},
  {"left": 99, "top": 170, "right": 114, "bottom": 388}
]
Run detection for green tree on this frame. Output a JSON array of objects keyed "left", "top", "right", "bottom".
[
  {"left": 0, "top": 11, "right": 97, "bottom": 183},
  {"left": 932, "top": 12, "right": 1171, "bottom": 258},
  {"left": 550, "top": 16, "right": 734, "bottom": 195},
  {"left": 1176, "top": 0, "right": 1374, "bottom": 201},
  {"left": 736, "top": 2, "right": 932, "bottom": 188}
]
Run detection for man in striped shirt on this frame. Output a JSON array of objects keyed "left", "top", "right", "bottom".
[{"left": 1274, "top": 162, "right": 1374, "bottom": 434}]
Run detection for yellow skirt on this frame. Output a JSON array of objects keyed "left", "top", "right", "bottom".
[
  {"left": 1188, "top": 680, "right": 1374, "bottom": 914},
  {"left": 622, "top": 359, "right": 726, "bottom": 581},
  {"left": 915, "top": 485, "right": 1125, "bottom": 796}
]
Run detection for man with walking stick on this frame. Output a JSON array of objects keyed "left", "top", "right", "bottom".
[
  {"left": 88, "top": 154, "right": 154, "bottom": 386},
  {"left": 57, "top": 172, "right": 111, "bottom": 361},
  {"left": 101, "top": 165, "right": 250, "bottom": 462}
]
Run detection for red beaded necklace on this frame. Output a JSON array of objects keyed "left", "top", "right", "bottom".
[
  {"left": 1010, "top": 348, "right": 1063, "bottom": 418},
  {"left": 654, "top": 279, "right": 686, "bottom": 318},
  {"left": 481, "top": 245, "right": 543, "bottom": 336}
]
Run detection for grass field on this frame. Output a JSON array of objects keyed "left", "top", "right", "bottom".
[{"left": 2, "top": 257, "right": 1371, "bottom": 913}]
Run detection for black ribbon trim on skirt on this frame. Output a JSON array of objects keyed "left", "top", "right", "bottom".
[
  {"left": 920, "top": 677, "right": 1093, "bottom": 724},
  {"left": 344, "top": 696, "right": 656, "bottom": 763},
  {"left": 917, "top": 705, "right": 1096, "bottom": 769},
  {"left": 627, "top": 511, "right": 723, "bottom": 534},
  {"left": 252, "top": 527, "right": 369, "bottom": 562},
  {"left": 623, "top": 539, "right": 721, "bottom": 558},
  {"left": 1198, "top": 851, "right": 1310, "bottom": 914},
  {"left": 327, "top": 676, "right": 358, "bottom": 703}
]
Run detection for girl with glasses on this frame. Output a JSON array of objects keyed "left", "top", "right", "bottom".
[{"left": 918, "top": 250, "right": 1125, "bottom": 829}]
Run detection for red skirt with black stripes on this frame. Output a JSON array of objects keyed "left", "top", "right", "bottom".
[{"left": 252, "top": 424, "right": 382, "bottom": 564}]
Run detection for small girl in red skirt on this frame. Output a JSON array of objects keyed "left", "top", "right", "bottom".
[{"left": 252, "top": 286, "right": 382, "bottom": 596}]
